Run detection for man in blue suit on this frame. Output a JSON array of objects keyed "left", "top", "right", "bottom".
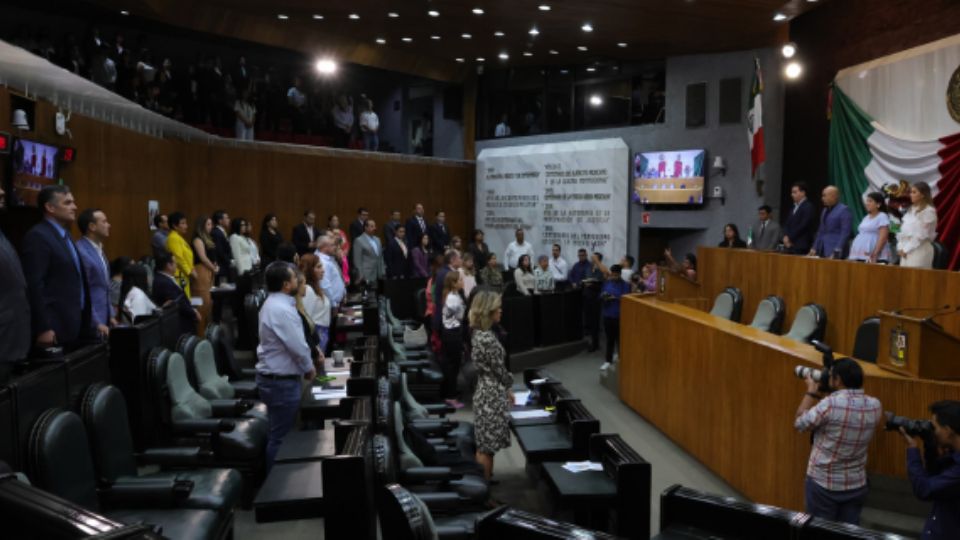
[
  {"left": 76, "top": 208, "right": 114, "bottom": 338},
  {"left": 22, "top": 185, "right": 91, "bottom": 350},
  {"left": 783, "top": 182, "right": 817, "bottom": 254},
  {"left": 810, "top": 185, "right": 853, "bottom": 258}
]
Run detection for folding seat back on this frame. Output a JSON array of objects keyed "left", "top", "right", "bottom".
[
  {"left": 659, "top": 485, "right": 798, "bottom": 539},
  {"left": 932, "top": 241, "right": 948, "bottom": 270},
  {"left": 414, "top": 288, "right": 427, "bottom": 320},
  {"left": 785, "top": 303, "right": 827, "bottom": 344},
  {"left": 560, "top": 401, "right": 600, "bottom": 459},
  {"left": 377, "top": 483, "right": 439, "bottom": 540},
  {"left": 178, "top": 336, "right": 235, "bottom": 400},
  {"left": 206, "top": 323, "right": 240, "bottom": 378},
  {"left": 852, "top": 317, "right": 881, "bottom": 363},
  {"left": 27, "top": 408, "right": 101, "bottom": 511},
  {"left": 243, "top": 293, "right": 262, "bottom": 349},
  {"left": 0, "top": 388, "right": 16, "bottom": 469},
  {"left": 589, "top": 434, "right": 651, "bottom": 539},
  {"left": 157, "top": 303, "right": 183, "bottom": 350},
  {"left": 324, "top": 424, "right": 377, "bottom": 540},
  {"left": 80, "top": 383, "right": 138, "bottom": 484},
  {"left": 476, "top": 507, "right": 622, "bottom": 539},
  {"left": 149, "top": 348, "right": 213, "bottom": 424},
  {"left": 709, "top": 287, "right": 742, "bottom": 322},
  {"left": 749, "top": 295, "right": 786, "bottom": 334},
  {"left": 11, "top": 364, "right": 67, "bottom": 470}
]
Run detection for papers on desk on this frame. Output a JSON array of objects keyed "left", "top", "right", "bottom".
[
  {"left": 510, "top": 409, "right": 552, "bottom": 420},
  {"left": 513, "top": 390, "right": 531, "bottom": 406},
  {"left": 325, "top": 370, "right": 351, "bottom": 376},
  {"left": 311, "top": 388, "right": 347, "bottom": 399},
  {"left": 190, "top": 297, "right": 203, "bottom": 307},
  {"left": 529, "top": 378, "right": 548, "bottom": 386},
  {"left": 561, "top": 461, "right": 604, "bottom": 474}
]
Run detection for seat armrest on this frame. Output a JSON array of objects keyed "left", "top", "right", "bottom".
[
  {"left": 171, "top": 418, "right": 236, "bottom": 434},
  {"left": 402, "top": 466, "right": 459, "bottom": 483},
  {"left": 209, "top": 399, "right": 253, "bottom": 417},
  {"left": 101, "top": 477, "right": 193, "bottom": 508},
  {"left": 240, "top": 367, "right": 257, "bottom": 379},
  {"left": 232, "top": 386, "right": 259, "bottom": 399},
  {"left": 397, "top": 360, "right": 432, "bottom": 370},
  {"left": 138, "top": 447, "right": 213, "bottom": 467},
  {"left": 408, "top": 419, "right": 454, "bottom": 435},
  {"left": 422, "top": 403, "right": 455, "bottom": 417},
  {"left": 416, "top": 492, "right": 463, "bottom": 511}
]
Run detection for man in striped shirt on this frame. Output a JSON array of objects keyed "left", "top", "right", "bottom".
[{"left": 794, "top": 359, "right": 882, "bottom": 525}]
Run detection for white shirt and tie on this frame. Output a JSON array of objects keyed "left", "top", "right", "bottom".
[{"left": 549, "top": 255, "right": 569, "bottom": 281}]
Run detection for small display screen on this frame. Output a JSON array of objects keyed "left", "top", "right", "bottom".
[
  {"left": 633, "top": 149, "right": 706, "bottom": 205},
  {"left": 10, "top": 138, "right": 59, "bottom": 207}
]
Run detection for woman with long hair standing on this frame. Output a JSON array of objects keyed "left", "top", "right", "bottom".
[
  {"left": 411, "top": 232, "right": 432, "bottom": 278},
  {"left": 440, "top": 271, "right": 466, "bottom": 408},
  {"left": 299, "top": 254, "right": 332, "bottom": 352},
  {"left": 469, "top": 290, "right": 512, "bottom": 484},
  {"left": 898, "top": 182, "right": 938, "bottom": 268},
  {"left": 191, "top": 215, "right": 219, "bottom": 333}
]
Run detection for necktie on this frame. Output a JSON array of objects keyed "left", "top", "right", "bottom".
[
  {"left": 760, "top": 221, "right": 766, "bottom": 236},
  {"left": 369, "top": 236, "right": 379, "bottom": 256}
]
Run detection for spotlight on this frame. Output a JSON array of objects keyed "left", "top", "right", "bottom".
[
  {"left": 428, "top": 10, "right": 440, "bottom": 17},
  {"left": 499, "top": 52, "right": 509, "bottom": 60},
  {"left": 402, "top": 37, "right": 413, "bottom": 42},
  {"left": 315, "top": 59, "right": 338, "bottom": 75},
  {"left": 277, "top": 14, "right": 289, "bottom": 20},
  {"left": 618, "top": 42, "right": 628, "bottom": 48},
  {"left": 388, "top": 12, "right": 399, "bottom": 18},
  {"left": 549, "top": 50, "right": 559, "bottom": 55},
  {"left": 431, "top": 35, "right": 441, "bottom": 40},
  {"left": 120, "top": 10, "right": 130, "bottom": 16},
  {"left": 577, "top": 46, "right": 588, "bottom": 51},
  {"left": 472, "top": 7, "right": 484, "bottom": 15},
  {"left": 529, "top": 27, "right": 540, "bottom": 36},
  {"left": 462, "top": 33, "right": 472, "bottom": 39},
  {"left": 781, "top": 43, "right": 797, "bottom": 58},
  {"left": 456, "top": 58, "right": 465, "bottom": 63},
  {"left": 773, "top": 12, "right": 787, "bottom": 21},
  {"left": 476, "top": 57, "right": 485, "bottom": 62},
  {"left": 539, "top": 4, "right": 551, "bottom": 11},
  {"left": 348, "top": 13, "right": 360, "bottom": 20},
  {"left": 581, "top": 23, "right": 593, "bottom": 32},
  {"left": 784, "top": 61, "right": 803, "bottom": 79},
  {"left": 375, "top": 38, "right": 386, "bottom": 44},
  {"left": 523, "top": 51, "right": 533, "bottom": 57},
  {"left": 494, "top": 31, "right": 505, "bottom": 37},
  {"left": 313, "top": 14, "right": 324, "bottom": 20},
  {"left": 589, "top": 95, "right": 603, "bottom": 106}
]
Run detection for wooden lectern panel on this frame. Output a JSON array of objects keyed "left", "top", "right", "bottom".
[
  {"left": 657, "top": 267, "right": 704, "bottom": 305},
  {"left": 878, "top": 311, "right": 960, "bottom": 380}
]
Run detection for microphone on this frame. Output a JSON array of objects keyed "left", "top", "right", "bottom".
[
  {"left": 921, "top": 305, "right": 960, "bottom": 324},
  {"left": 892, "top": 304, "right": 950, "bottom": 316}
]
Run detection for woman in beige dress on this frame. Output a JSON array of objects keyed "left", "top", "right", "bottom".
[{"left": 897, "top": 182, "right": 938, "bottom": 269}]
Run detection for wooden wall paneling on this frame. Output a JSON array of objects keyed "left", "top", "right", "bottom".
[
  {"left": 619, "top": 297, "right": 960, "bottom": 511},
  {"left": 698, "top": 248, "right": 960, "bottom": 358}
]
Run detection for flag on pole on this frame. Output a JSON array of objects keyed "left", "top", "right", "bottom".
[{"left": 748, "top": 57, "right": 766, "bottom": 178}]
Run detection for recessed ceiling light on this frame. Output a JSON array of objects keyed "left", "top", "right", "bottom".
[
  {"left": 428, "top": 10, "right": 440, "bottom": 17},
  {"left": 477, "top": 57, "right": 485, "bottom": 62},
  {"left": 773, "top": 12, "right": 787, "bottom": 21},
  {"left": 589, "top": 95, "right": 603, "bottom": 106},
  {"left": 523, "top": 51, "right": 533, "bottom": 57},
  {"left": 402, "top": 37, "right": 413, "bottom": 42},
  {"left": 498, "top": 52, "right": 509, "bottom": 60},
  {"left": 618, "top": 42, "right": 628, "bottom": 48},
  {"left": 315, "top": 59, "right": 337, "bottom": 75},
  {"left": 277, "top": 14, "right": 289, "bottom": 20},
  {"left": 456, "top": 57, "right": 465, "bottom": 63},
  {"left": 313, "top": 14, "right": 324, "bottom": 20},
  {"left": 375, "top": 38, "right": 386, "bottom": 44},
  {"left": 781, "top": 43, "right": 797, "bottom": 58},
  {"left": 120, "top": 10, "right": 130, "bottom": 16},
  {"left": 581, "top": 23, "right": 593, "bottom": 32},
  {"left": 529, "top": 27, "right": 540, "bottom": 36},
  {"left": 348, "top": 13, "right": 360, "bottom": 20},
  {"left": 549, "top": 49, "right": 559, "bottom": 55},
  {"left": 431, "top": 35, "right": 441, "bottom": 40},
  {"left": 539, "top": 4, "right": 551, "bottom": 11},
  {"left": 462, "top": 33, "right": 472, "bottom": 39},
  {"left": 388, "top": 12, "right": 399, "bottom": 18},
  {"left": 577, "top": 46, "right": 588, "bottom": 51},
  {"left": 560, "top": 69, "right": 569, "bottom": 74},
  {"left": 586, "top": 67, "right": 596, "bottom": 72},
  {"left": 472, "top": 7, "right": 485, "bottom": 15},
  {"left": 494, "top": 31, "right": 505, "bottom": 37},
  {"left": 785, "top": 61, "right": 803, "bottom": 79}
]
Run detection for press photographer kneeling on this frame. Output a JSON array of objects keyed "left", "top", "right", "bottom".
[
  {"left": 892, "top": 400, "right": 960, "bottom": 540},
  {"left": 793, "top": 343, "right": 882, "bottom": 526}
]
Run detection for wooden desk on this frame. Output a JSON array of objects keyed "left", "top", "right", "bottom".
[
  {"left": 697, "top": 247, "right": 960, "bottom": 357},
  {"left": 619, "top": 296, "right": 960, "bottom": 510},
  {"left": 657, "top": 267, "right": 707, "bottom": 310}
]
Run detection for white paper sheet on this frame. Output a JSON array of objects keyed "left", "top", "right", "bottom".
[
  {"left": 513, "top": 390, "right": 531, "bottom": 406},
  {"left": 510, "top": 409, "right": 552, "bottom": 420},
  {"left": 561, "top": 461, "right": 604, "bottom": 473},
  {"left": 311, "top": 389, "right": 347, "bottom": 399}
]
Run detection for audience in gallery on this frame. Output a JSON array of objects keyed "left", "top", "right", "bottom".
[
  {"left": 190, "top": 215, "right": 219, "bottom": 332},
  {"left": 259, "top": 213, "right": 283, "bottom": 263},
  {"left": 663, "top": 248, "right": 697, "bottom": 281},
  {"left": 533, "top": 255, "right": 555, "bottom": 295},
  {"left": 229, "top": 217, "right": 261, "bottom": 275},
  {"left": 410, "top": 233, "right": 432, "bottom": 279},
  {"left": 467, "top": 229, "right": 491, "bottom": 270},
  {"left": 385, "top": 225, "right": 411, "bottom": 279},
  {"left": 477, "top": 254, "right": 504, "bottom": 294},
  {"left": 459, "top": 253, "right": 478, "bottom": 298},
  {"left": 718, "top": 223, "right": 747, "bottom": 249},
  {"left": 513, "top": 254, "right": 536, "bottom": 296},
  {"left": 848, "top": 192, "right": 892, "bottom": 264}
]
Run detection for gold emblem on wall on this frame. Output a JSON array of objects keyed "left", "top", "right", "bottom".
[{"left": 949, "top": 64, "right": 960, "bottom": 123}]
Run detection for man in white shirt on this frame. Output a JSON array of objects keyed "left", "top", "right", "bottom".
[
  {"left": 316, "top": 235, "right": 346, "bottom": 308},
  {"left": 494, "top": 113, "right": 511, "bottom": 138},
  {"left": 549, "top": 244, "right": 569, "bottom": 285},
  {"left": 619, "top": 255, "right": 635, "bottom": 284},
  {"left": 503, "top": 228, "right": 535, "bottom": 271},
  {"left": 359, "top": 98, "right": 379, "bottom": 151}
]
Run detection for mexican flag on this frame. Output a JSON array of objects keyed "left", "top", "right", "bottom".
[
  {"left": 747, "top": 57, "right": 765, "bottom": 178},
  {"left": 829, "top": 85, "right": 960, "bottom": 269}
]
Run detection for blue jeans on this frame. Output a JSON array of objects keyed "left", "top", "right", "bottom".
[
  {"left": 256, "top": 375, "right": 303, "bottom": 470},
  {"left": 804, "top": 477, "right": 868, "bottom": 525}
]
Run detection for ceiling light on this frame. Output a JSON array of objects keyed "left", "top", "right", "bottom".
[
  {"left": 618, "top": 42, "right": 628, "bottom": 48},
  {"left": 375, "top": 38, "right": 386, "bottom": 44},
  {"left": 277, "top": 14, "right": 289, "bottom": 20},
  {"left": 431, "top": 35, "right": 441, "bottom": 40},
  {"left": 784, "top": 61, "right": 803, "bottom": 79},
  {"left": 529, "top": 27, "right": 540, "bottom": 36},
  {"left": 456, "top": 58, "right": 465, "bottom": 63},
  {"left": 781, "top": 43, "right": 797, "bottom": 58},
  {"left": 581, "top": 23, "right": 593, "bottom": 32},
  {"left": 560, "top": 69, "right": 569, "bottom": 74},
  {"left": 539, "top": 4, "right": 551, "bottom": 11},
  {"left": 313, "top": 14, "right": 324, "bottom": 20},
  {"left": 120, "top": 10, "right": 130, "bottom": 16},
  {"left": 586, "top": 67, "right": 596, "bottom": 72},
  {"left": 428, "top": 10, "right": 440, "bottom": 17},
  {"left": 577, "top": 46, "right": 588, "bottom": 51},
  {"left": 402, "top": 37, "right": 413, "bottom": 42},
  {"left": 549, "top": 50, "right": 559, "bottom": 55},
  {"left": 523, "top": 51, "right": 533, "bottom": 57},
  {"left": 348, "top": 13, "right": 360, "bottom": 20},
  {"left": 315, "top": 59, "right": 337, "bottom": 75},
  {"left": 494, "top": 31, "right": 505, "bottom": 37},
  {"left": 472, "top": 8, "right": 485, "bottom": 15},
  {"left": 589, "top": 95, "right": 603, "bottom": 106},
  {"left": 462, "top": 33, "right": 472, "bottom": 39},
  {"left": 773, "top": 12, "right": 787, "bottom": 21},
  {"left": 499, "top": 52, "right": 510, "bottom": 60},
  {"left": 477, "top": 57, "right": 485, "bottom": 62},
  {"left": 388, "top": 12, "right": 399, "bottom": 18}
]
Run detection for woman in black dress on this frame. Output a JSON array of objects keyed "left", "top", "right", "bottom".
[{"left": 718, "top": 223, "right": 747, "bottom": 248}]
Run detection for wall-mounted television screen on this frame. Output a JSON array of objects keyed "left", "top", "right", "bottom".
[
  {"left": 10, "top": 138, "right": 59, "bottom": 207},
  {"left": 633, "top": 149, "right": 705, "bottom": 205}
]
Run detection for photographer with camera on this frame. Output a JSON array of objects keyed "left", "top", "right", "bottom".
[
  {"left": 898, "top": 400, "right": 960, "bottom": 539},
  {"left": 794, "top": 358, "right": 882, "bottom": 525}
]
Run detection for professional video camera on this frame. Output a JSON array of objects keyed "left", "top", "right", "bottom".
[
  {"left": 793, "top": 340, "right": 834, "bottom": 394},
  {"left": 884, "top": 412, "right": 934, "bottom": 437}
]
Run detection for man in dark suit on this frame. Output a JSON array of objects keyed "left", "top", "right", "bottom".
[
  {"left": 428, "top": 210, "right": 451, "bottom": 253},
  {"left": 810, "top": 185, "right": 854, "bottom": 258},
  {"left": 291, "top": 210, "right": 322, "bottom": 256},
  {"left": 783, "top": 182, "right": 816, "bottom": 254},
  {"left": 348, "top": 207, "right": 369, "bottom": 243},
  {"left": 152, "top": 253, "right": 201, "bottom": 336},
  {"left": 22, "top": 185, "right": 91, "bottom": 350},
  {"left": 385, "top": 224, "right": 410, "bottom": 279},
  {"left": 0, "top": 186, "right": 30, "bottom": 374},
  {"left": 383, "top": 210, "right": 402, "bottom": 245},
  {"left": 76, "top": 208, "right": 114, "bottom": 338},
  {"left": 211, "top": 209, "right": 233, "bottom": 282},
  {"left": 405, "top": 203, "right": 429, "bottom": 250}
]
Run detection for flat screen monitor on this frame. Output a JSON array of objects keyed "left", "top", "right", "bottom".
[
  {"left": 633, "top": 149, "right": 705, "bottom": 205},
  {"left": 10, "top": 138, "right": 59, "bottom": 207}
]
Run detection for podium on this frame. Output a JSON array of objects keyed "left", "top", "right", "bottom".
[
  {"left": 657, "top": 267, "right": 707, "bottom": 309},
  {"left": 877, "top": 310, "right": 960, "bottom": 379}
]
